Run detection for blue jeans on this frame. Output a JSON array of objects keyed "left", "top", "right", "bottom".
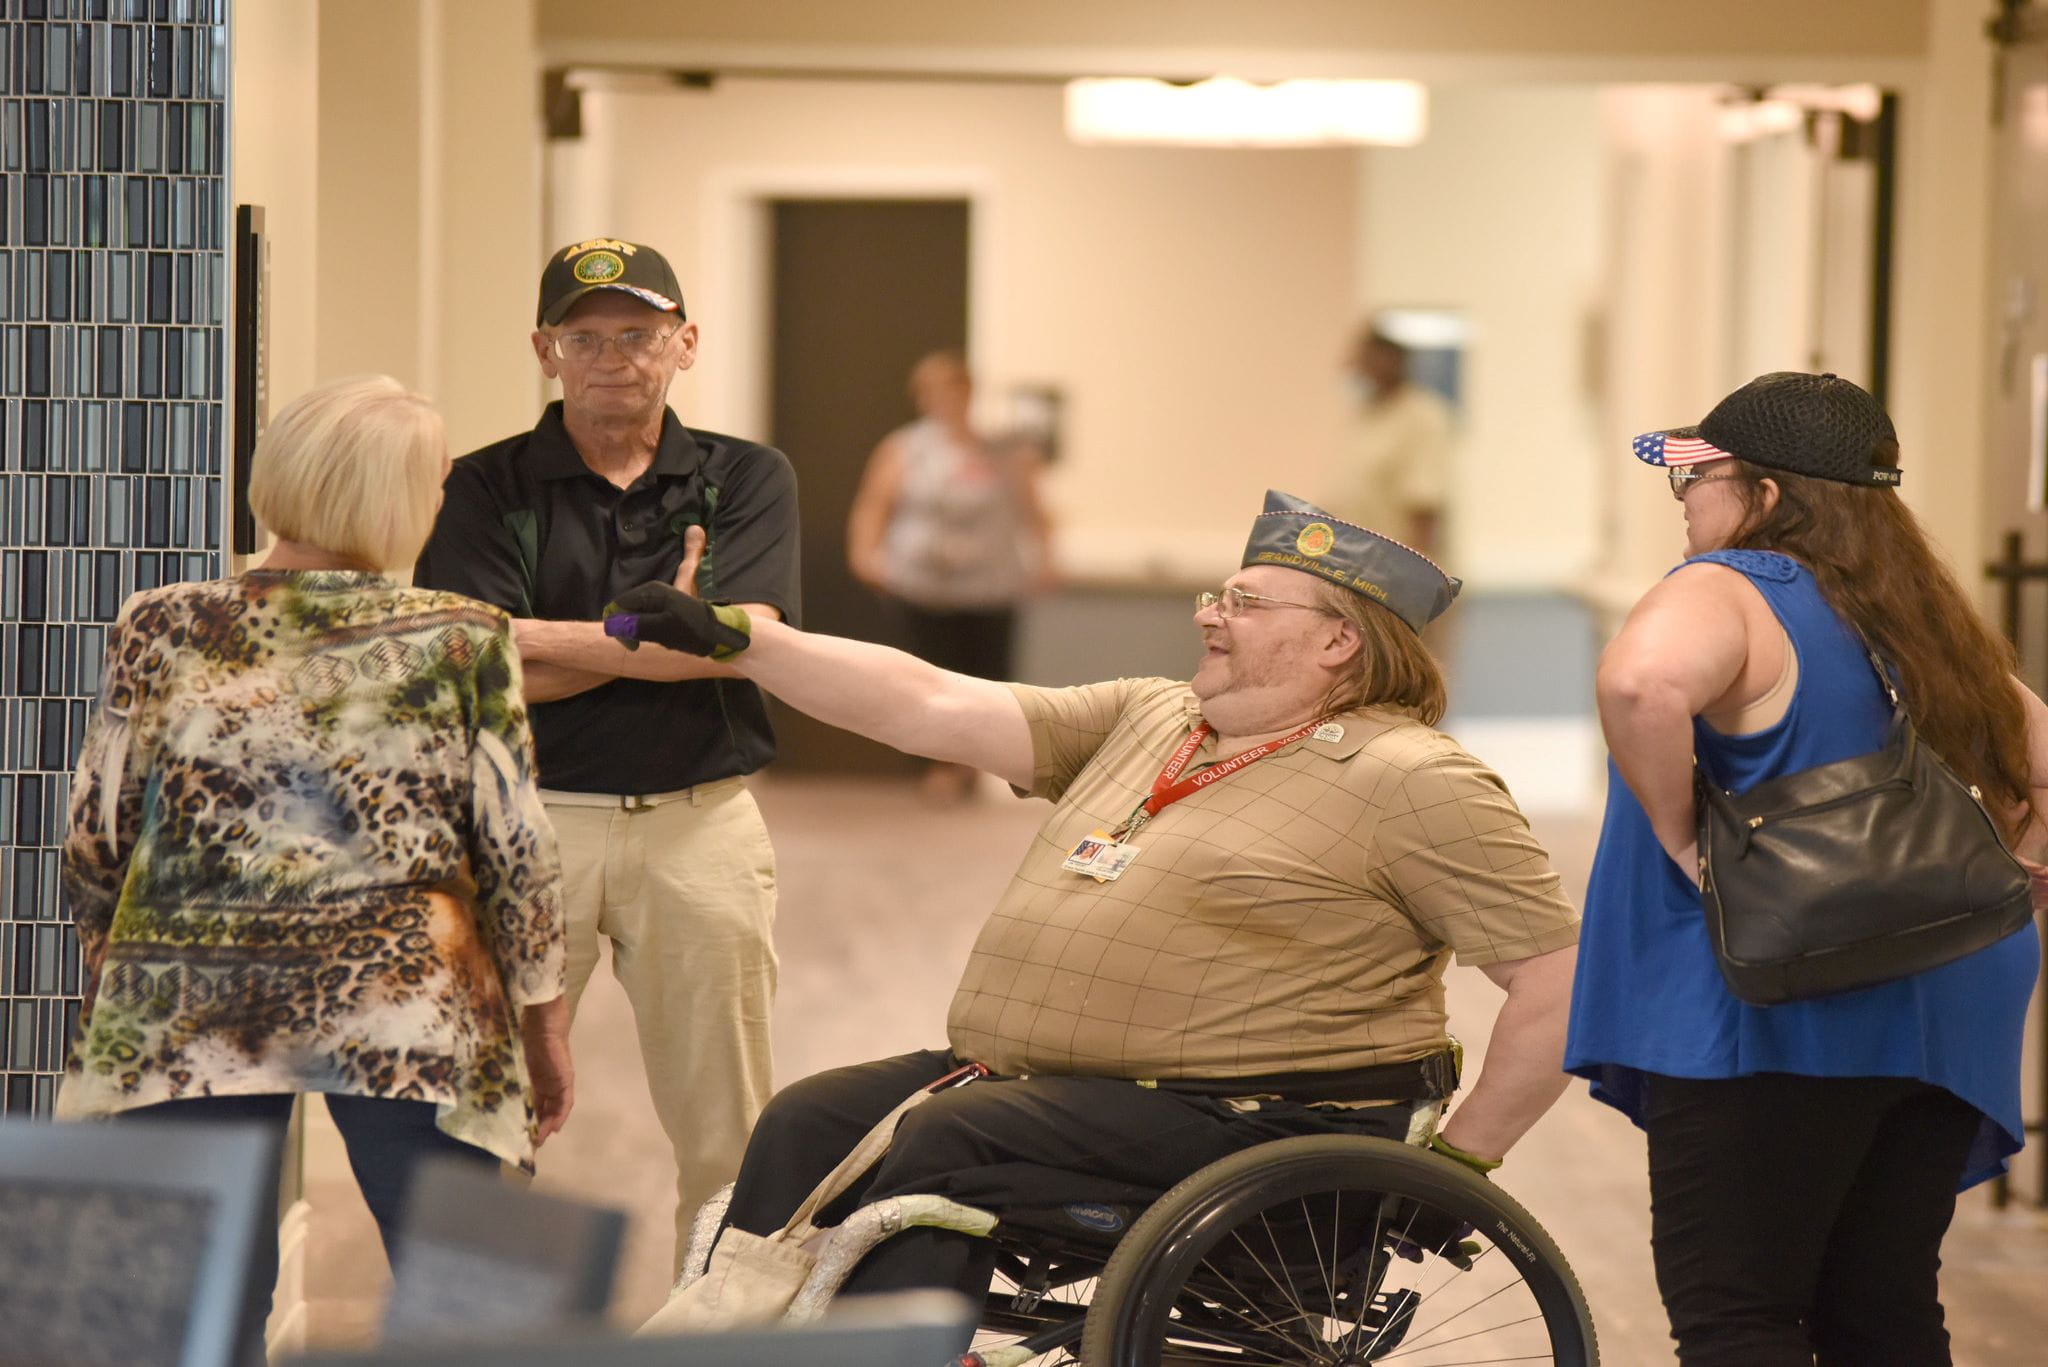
[{"left": 120, "top": 1092, "right": 497, "bottom": 1363}]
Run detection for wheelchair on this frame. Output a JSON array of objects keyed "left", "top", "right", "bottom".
[{"left": 677, "top": 1121, "right": 1598, "bottom": 1365}]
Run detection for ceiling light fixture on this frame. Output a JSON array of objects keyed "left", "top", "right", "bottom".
[{"left": 1064, "top": 77, "right": 1427, "bottom": 147}]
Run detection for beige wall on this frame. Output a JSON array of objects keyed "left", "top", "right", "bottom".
[
  {"left": 1354, "top": 85, "right": 1607, "bottom": 590},
  {"left": 234, "top": 0, "right": 2004, "bottom": 597},
  {"left": 228, "top": 0, "right": 320, "bottom": 408},
  {"left": 537, "top": 0, "right": 1929, "bottom": 73},
  {"left": 556, "top": 77, "right": 1359, "bottom": 577},
  {"left": 234, "top": 0, "right": 543, "bottom": 460}
]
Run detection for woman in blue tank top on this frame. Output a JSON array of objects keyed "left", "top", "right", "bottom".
[{"left": 1564, "top": 372, "right": 2046, "bottom": 1366}]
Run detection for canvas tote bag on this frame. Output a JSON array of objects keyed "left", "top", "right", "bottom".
[{"left": 640, "top": 1081, "right": 944, "bottom": 1334}]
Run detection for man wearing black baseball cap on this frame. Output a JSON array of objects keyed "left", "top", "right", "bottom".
[{"left": 415, "top": 238, "right": 801, "bottom": 1274}]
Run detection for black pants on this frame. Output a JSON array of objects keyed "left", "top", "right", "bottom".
[
  {"left": 724, "top": 1050, "right": 1412, "bottom": 1306},
  {"left": 121, "top": 1092, "right": 497, "bottom": 1364},
  {"left": 1644, "top": 1072, "right": 1982, "bottom": 1367},
  {"left": 901, "top": 605, "right": 1017, "bottom": 682}
]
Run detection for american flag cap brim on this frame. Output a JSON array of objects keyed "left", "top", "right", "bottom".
[{"left": 1632, "top": 429, "right": 1735, "bottom": 469}]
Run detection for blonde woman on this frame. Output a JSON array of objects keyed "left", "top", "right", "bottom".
[{"left": 59, "top": 375, "right": 569, "bottom": 1355}]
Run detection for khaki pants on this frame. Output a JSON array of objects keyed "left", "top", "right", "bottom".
[{"left": 542, "top": 778, "right": 779, "bottom": 1274}]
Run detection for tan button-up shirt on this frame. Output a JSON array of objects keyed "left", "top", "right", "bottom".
[{"left": 946, "top": 678, "right": 1578, "bottom": 1080}]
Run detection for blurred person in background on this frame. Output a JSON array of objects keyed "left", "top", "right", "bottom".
[
  {"left": 1327, "top": 325, "right": 1450, "bottom": 560},
  {"left": 847, "top": 350, "right": 1055, "bottom": 802},
  {"left": 1565, "top": 372, "right": 2044, "bottom": 1366},
  {"left": 60, "top": 375, "right": 570, "bottom": 1359}
]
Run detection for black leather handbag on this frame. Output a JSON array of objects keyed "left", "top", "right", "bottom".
[{"left": 1694, "top": 651, "right": 2033, "bottom": 1006}]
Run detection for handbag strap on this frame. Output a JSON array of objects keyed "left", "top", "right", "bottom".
[
  {"left": 780, "top": 1065, "right": 987, "bottom": 1242},
  {"left": 1694, "top": 636, "right": 1907, "bottom": 800}
]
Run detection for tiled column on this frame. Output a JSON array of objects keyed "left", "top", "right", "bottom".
[{"left": 0, "top": 0, "right": 229, "bottom": 1116}]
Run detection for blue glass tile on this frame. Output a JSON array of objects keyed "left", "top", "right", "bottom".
[
  {"left": 44, "top": 475, "right": 66, "bottom": 542},
  {"left": 24, "top": 99, "right": 48, "bottom": 171},
  {"left": 109, "top": 24, "right": 129, "bottom": 97},
  {"left": 105, "top": 249, "right": 128, "bottom": 320},
  {"left": 92, "top": 549, "right": 117, "bottom": 617},
  {"left": 144, "top": 247, "right": 165, "bottom": 319},
  {"left": 22, "top": 174, "right": 46, "bottom": 245},
  {"left": 123, "top": 175, "right": 144, "bottom": 247},
  {"left": 15, "top": 624, "right": 42, "bottom": 693},
  {"left": 37, "top": 700, "right": 64, "bottom": 771},
  {"left": 136, "top": 325, "right": 157, "bottom": 395},
  {"left": 119, "top": 401, "right": 142, "bottom": 470},
  {"left": 23, "top": 25, "right": 44, "bottom": 94},
  {"left": 81, "top": 174, "right": 102, "bottom": 246},
  {"left": 147, "top": 25, "right": 169, "bottom": 97},
  {"left": 10, "top": 774, "right": 37, "bottom": 848},
  {"left": 95, "top": 323, "right": 117, "bottom": 396},
  {"left": 97, "top": 99, "right": 120, "bottom": 170},
  {"left": 143, "top": 473, "right": 165, "bottom": 545},
  {"left": 44, "top": 250, "right": 67, "bottom": 321}
]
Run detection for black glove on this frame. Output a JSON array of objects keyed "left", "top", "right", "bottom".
[{"left": 603, "top": 583, "right": 753, "bottom": 660}]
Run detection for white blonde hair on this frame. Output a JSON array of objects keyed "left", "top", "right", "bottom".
[{"left": 248, "top": 375, "right": 446, "bottom": 570}]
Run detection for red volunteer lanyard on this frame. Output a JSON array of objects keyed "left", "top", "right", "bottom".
[{"left": 1115, "top": 718, "right": 1326, "bottom": 836}]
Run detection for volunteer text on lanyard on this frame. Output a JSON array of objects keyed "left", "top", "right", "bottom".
[{"left": 1060, "top": 717, "right": 1340, "bottom": 881}]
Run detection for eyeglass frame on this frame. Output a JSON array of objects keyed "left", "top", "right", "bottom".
[
  {"left": 1195, "top": 586, "right": 1336, "bottom": 619},
  {"left": 545, "top": 322, "right": 685, "bottom": 365},
  {"left": 1666, "top": 466, "right": 1749, "bottom": 501}
]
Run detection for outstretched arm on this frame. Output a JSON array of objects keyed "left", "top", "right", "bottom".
[
  {"left": 606, "top": 583, "right": 1035, "bottom": 789},
  {"left": 750, "top": 618, "right": 1035, "bottom": 789}
]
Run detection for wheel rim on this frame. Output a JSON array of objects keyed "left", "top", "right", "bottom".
[{"left": 1103, "top": 1154, "right": 1592, "bottom": 1366}]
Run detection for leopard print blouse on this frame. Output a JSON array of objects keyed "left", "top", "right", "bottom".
[{"left": 57, "top": 570, "right": 565, "bottom": 1173}]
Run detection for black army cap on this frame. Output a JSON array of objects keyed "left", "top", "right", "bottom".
[
  {"left": 1241, "top": 490, "right": 1461, "bottom": 633},
  {"left": 537, "top": 238, "right": 685, "bottom": 327}
]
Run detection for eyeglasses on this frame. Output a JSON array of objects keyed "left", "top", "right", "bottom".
[
  {"left": 1667, "top": 467, "right": 1746, "bottom": 501},
  {"left": 549, "top": 325, "right": 681, "bottom": 364},
  {"left": 1195, "top": 587, "right": 1331, "bottom": 619}
]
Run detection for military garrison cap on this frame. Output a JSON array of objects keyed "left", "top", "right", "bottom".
[{"left": 1241, "top": 490, "right": 1460, "bottom": 633}]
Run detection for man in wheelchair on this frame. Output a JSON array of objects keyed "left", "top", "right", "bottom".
[{"left": 611, "top": 490, "right": 1580, "bottom": 1322}]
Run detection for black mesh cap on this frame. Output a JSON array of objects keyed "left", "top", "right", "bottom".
[{"left": 1694, "top": 371, "right": 1902, "bottom": 488}]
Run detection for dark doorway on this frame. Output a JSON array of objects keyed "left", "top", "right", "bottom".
[{"left": 767, "top": 197, "right": 970, "bottom": 774}]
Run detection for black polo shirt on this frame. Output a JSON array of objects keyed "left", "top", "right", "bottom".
[{"left": 415, "top": 401, "right": 801, "bottom": 795}]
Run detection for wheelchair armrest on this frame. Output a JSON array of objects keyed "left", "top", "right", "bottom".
[
  {"left": 787, "top": 1194, "right": 1000, "bottom": 1323},
  {"left": 672, "top": 1181, "right": 737, "bottom": 1294}
]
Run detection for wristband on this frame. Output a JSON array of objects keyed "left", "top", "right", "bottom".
[
  {"left": 603, "top": 612, "right": 642, "bottom": 650},
  {"left": 1427, "top": 1130, "right": 1503, "bottom": 1174},
  {"left": 707, "top": 602, "right": 753, "bottom": 661}
]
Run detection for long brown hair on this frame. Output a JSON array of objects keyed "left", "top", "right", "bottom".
[
  {"left": 1722, "top": 446, "right": 2031, "bottom": 834},
  {"left": 1310, "top": 582, "right": 1448, "bottom": 726}
]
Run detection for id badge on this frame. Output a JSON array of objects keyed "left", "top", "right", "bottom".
[{"left": 1062, "top": 830, "right": 1142, "bottom": 882}]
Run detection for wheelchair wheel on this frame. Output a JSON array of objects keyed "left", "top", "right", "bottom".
[{"left": 1080, "top": 1135, "right": 1597, "bottom": 1365}]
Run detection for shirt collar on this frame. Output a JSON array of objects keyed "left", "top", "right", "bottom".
[
  {"left": 1182, "top": 690, "right": 1406, "bottom": 761},
  {"left": 529, "top": 401, "right": 705, "bottom": 484}
]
